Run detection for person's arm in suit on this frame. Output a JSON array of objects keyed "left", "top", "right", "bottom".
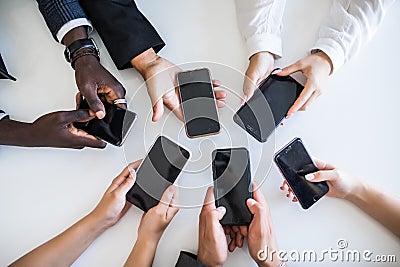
[
  {"left": 79, "top": 0, "right": 226, "bottom": 122},
  {"left": 36, "top": 0, "right": 126, "bottom": 119}
]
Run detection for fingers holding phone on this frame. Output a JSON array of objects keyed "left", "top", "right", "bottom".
[
  {"left": 88, "top": 161, "right": 140, "bottom": 229},
  {"left": 243, "top": 51, "right": 275, "bottom": 104},
  {"left": 277, "top": 51, "right": 333, "bottom": 117},
  {"left": 198, "top": 187, "right": 229, "bottom": 267},
  {"left": 30, "top": 110, "right": 106, "bottom": 149},
  {"left": 246, "top": 188, "right": 280, "bottom": 267},
  {"left": 137, "top": 185, "right": 180, "bottom": 242}
]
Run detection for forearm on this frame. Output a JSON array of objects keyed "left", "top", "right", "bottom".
[
  {"left": 0, "top": 118, "right": 35, "bottom": 147},
  {"left": 62, "top": 26, "right": 88, "bottom": 46},
  {"left": 124, "top": 235, "right": 159, "bottom": 267},
  {"left": 10, "top": 213, "right": 108, "bottom": 267},
  {"left": 312, "top": 0, "right": 395, "bottom": 72},
  {"left": 346, "top": 182, "right": 400, "bottom": 237}
]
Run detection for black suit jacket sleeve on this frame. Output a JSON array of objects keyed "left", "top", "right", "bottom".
[
  {"left": 175, "top": 251, "right": 208, "bottom": 267},
  {"left": 79, "top": 0, "right": 165, "bottom": 70}
]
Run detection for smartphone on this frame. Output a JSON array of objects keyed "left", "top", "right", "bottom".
[
  {"left": 74, "top": 98, "right": 137, "bottom": 146},
  {"left": 126, "top": 136, "right": 190, "bottom": 212},
  {"left": 177, "top": 68, "right": 220, "bottom": 138},
  {"left": 234, "top": 74, "right": 303, "bottom": 142},
  {"left": 212, "top": 148, "right": 252, "bottom": 225},
  {"left": 274, "top": 138, "right": 329, "bottom": 209}
]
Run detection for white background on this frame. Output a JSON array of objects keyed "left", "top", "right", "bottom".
[{"left": 1, "top": 0, "right": 400, "bottom": 266}]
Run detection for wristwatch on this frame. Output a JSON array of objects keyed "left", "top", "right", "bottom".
[{"left": 64, "top": 38, "right": 99, "bottom": 63}]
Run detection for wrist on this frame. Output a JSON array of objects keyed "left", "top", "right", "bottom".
[
  {"left": 0, "top": 118, "right": 36, "bottom": 147},
  {"left": 250, "top": 51, "right": 274, "bottom": 62},
  {"left": 62, "top": 26, "right": 89, "bottom": 47},
  {"left": 130, "top": 48, "right": 159, "bottom": 78},
  {"left": 313, "top": 51, "right": 333, "bottom": 75},
  {"left": 85, "top": 212, "right": 113, "bottom": 232},
  {"left": 344, "top": 179, "right": 367, "bottom": 202},
  {"left": 136, "top": 233, "right": 160, "bottom": 250}
]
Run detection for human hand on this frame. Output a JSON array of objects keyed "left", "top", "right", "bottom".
[
  {"left": 198, "top": 187, "right": 228, "bottom": 267},
  {"left": 74, "top": 55, "right": 126, "bottom": 119},
  {"left": 247, "top": 185, "right": 280, "bottom": 267},
  {"left": 280, "top": 158, "right": 362, "bottom": 201},
  {"left": 137, "top": 185, "right": 179, "bottom": 242},
  {"left": 89, "top": 161, "right": 140, "bottom": 229},
  {"left": 29, "top": 110, "right": 106, "bottom": 149},
  {"left": 130, "top": 48, "right": 226, "bottom": 122},
  {"left": 277, "top": 51, "right": 333, "bottom": 117},
  {"left": 242, "top": 52, "right": 275, "bottom": 104}
]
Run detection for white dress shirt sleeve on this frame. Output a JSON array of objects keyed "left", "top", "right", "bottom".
[
  {"left": 56, "top": 18, "right": 93, "bottom": 43},
  {"left": 235, "top": 0, "right": 286, "bottom": 59},
  {"left": 0, "top": 111, "right": 8, "bottom": 121},
  {"left": 312, "top": 0, "right": 395, "bottom": 73}
]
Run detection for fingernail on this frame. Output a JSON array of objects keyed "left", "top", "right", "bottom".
[
  {"left": 128, "top": 166, "right": 136, "bottom": 177},
  {"left": 247, "top": 199, "right": 257, "bottom": 205},
  {"left": 286, "top": 113, "right": 292, "bottom": 119},
  {"left": 272, "top": 69, "right": 282, "bottom": 74},
  {"left": 96, "top": 111, "right": 105, "bottom": 119},
  {"left": 217, "top": 206, "right": 226, "bottom": 213},
  {"left": 305, "top": 174, "right": 314, "bottom": 181},
  {"left": 168, "top": 185, "right": 176, "bottom": 194}
]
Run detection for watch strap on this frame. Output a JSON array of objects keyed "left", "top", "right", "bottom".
[{"left": 64, "top": 38, "right": 99, "bottom": 63}]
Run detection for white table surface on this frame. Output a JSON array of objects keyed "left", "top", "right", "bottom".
[{"left": 1, "top": 0, "right": 400, "bottom": 266}]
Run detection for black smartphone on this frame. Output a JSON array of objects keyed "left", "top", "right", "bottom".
[
  {"left": 126, "top": 136, "right": 190, "bottom": 212},
  {"left": 274, "top": 138, "right": 329, "bottom": 209},
  {"left": 234, "top": 74, "right": 303, "bottom": 142},
  {"left": 177, "top": 68, "right": 220, "bottom": 138},
  {"left": 74, "top": 98, "right": 137, "bottom": 146},
  {"left": 212, "top": 148, "right": 252, "bottom": 226}
]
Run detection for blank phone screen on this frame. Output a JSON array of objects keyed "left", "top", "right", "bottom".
[
  {"left": 126, "top": 136, "right": 190, "bottom": 212},
  {"left": 234, "top": 75, "right": 303, "bottom": 142},
  {"left": 212, "top": 148, "right": 252, "bottom": 225},
  {"left": 178, "top": 69, "right": 220, "bottom": 137}
]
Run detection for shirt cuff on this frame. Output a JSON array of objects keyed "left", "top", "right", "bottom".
[
  {"left": 0, "top": 111, "right": 9, "bottom": 121},
  {"left": 246, "top": 33, "right": 282, "bottom": 60},
  {"left": 311, "top": 38, "right": 345, "bottom": 74},
  {"left": 56, "top": 18, "right": 93, "bottom": 43}
]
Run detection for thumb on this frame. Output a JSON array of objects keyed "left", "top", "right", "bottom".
[
  {"left": 277, "top": 61, "right": 301, "bottom": 76},
  {"left": 306, "top": 170, "right": 336, "bottom": 183},
  {"left": 84, "top": 90, "right": 105, "bottom": 119},
  {"left": 216, "top": 206, "right": 226, "bottom": 220},
  {"left": 246, "top": 198, "right": 262, "bottom": 215},
  {"left": 152, "top": 98, "right": 164, "bottom": 122},
  {"left": 242, "top": 75, "right": 258, "bottom": 104}
]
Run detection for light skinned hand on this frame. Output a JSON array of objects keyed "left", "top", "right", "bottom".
[
  {"left": 246, "top": 185, "right": 280, "bottom": 267},
  {"left": 90, "top": 160, "right": 140, "bottom": 228},
  {"left": 198, "top": 187, "right": 228, "bottom": 267},
  {"left": 137, "top": 185, "right": 180, "bottom": 242},
  {"left": 277, "top": 51, "right": 333, "bottom": 117},
  {"left": 131, "top": 48, "right": 226, "bottom": 122},
  {"left": 280, "top": 158, "right": 362, "bottom": 201},
  {"left": 242, "top": 51, "right": 275, "bottom": 104}
]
